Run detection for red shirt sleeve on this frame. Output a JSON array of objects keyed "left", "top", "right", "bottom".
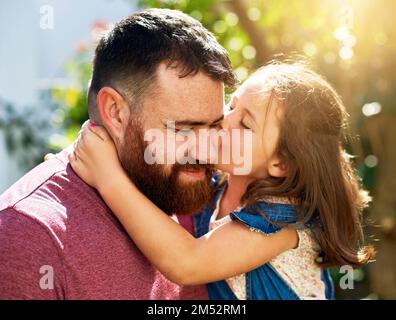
[
  {"left": 0, "top": 208, "right": 66, "bottom": 299},
  {"left": 175, "top": 214, "right": 196, "bottom": 235}
]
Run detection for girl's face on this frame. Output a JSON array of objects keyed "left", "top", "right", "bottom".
[{"left": 215, "top": 75, "right": 288, "bottom": 179}]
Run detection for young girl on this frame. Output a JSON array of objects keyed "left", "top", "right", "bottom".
[{"left": 70, "top": 62, "right": 374, "bottom": 300}]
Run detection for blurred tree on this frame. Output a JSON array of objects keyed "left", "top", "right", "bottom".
[
  {"left": 50, "top": 0, "right": 396, "bottom": 298},
  {"left": 0, "top": 99, "right": 51, "bottom": 169},
  {"left": 50, "top": 33, "right": 95, "bottom": 149}
]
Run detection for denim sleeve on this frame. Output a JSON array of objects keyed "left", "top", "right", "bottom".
[
  {"left": 229, "top": 203, "right": 298, "bottom": 236},
  {"left": 230, "top": 210, "right": 283, "bottom": 236}
]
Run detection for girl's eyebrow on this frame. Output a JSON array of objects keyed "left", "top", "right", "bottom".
[
  {"left": 244, "top": 107, "right": 258, "bottom": 126},
  {"left": 238, "top": 100, "right": 258, "bottom": 127},
  {"left": 244, "top": 107, "right": 255, "bottom": 120}
]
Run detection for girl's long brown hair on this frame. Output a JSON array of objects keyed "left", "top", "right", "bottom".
[{"left": 243, "top": 61, "right": 375, "bottom": 268}]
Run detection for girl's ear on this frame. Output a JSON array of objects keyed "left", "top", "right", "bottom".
[{"left": 267, "top": 156, "right": 288, "bottom": 178}]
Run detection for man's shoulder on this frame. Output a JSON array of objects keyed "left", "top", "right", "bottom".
[
  {"left": 0, "top": 149, "right": 104, "bottom": 242},
  {"left": 0, "top": 150, "right": 68, "bottom": 210}
]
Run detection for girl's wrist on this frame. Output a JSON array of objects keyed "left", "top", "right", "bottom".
[{"left": 97, "top": 165, "right": 130, "bottom": 195}]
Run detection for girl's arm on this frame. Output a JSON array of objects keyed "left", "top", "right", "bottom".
[{"left": 70, "top": 124, "right": 298, "bottom": 286}]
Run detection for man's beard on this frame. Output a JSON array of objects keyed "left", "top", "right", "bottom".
[{"left": 117, "top": 119, "right": 215, "bottom": 215}]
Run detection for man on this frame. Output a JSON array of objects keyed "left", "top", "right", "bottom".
[{"left": 0, "top": 8, "right": 237, "bottom": 299}]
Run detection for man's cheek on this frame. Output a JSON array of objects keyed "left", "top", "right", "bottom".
[
  {"left": 166, "top": 131, "right": 194, "bottom": 165},
  {"left": 174, "top": 135, "right": 195, "bottom": 165},
  {"left": 143, "top": 128, "right": 170, "bottom": 164},
  {"left": 143, "top": 127, "right": 200, "bottom": 165}
]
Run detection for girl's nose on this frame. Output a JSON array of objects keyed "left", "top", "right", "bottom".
[{"left": 221, "top": 108, "right": 238, "bottom": 130}]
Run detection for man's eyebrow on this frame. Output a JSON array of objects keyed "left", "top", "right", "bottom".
[
  {"left": 210, "top": 114, "right": 224, "bottom": 125},
  {"left": 165, "top": 115, "right": 224, "bottom": 127}
]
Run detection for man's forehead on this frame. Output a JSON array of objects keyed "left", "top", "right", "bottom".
[
  {"left": 147, "top": 63, "right": 224, "bottom": 122},
  {"left": 157, "top": 106, "right": 223, "bottom": 126},
  {"left": 156, "top": 63, "right": 223, "bottom": 94}
]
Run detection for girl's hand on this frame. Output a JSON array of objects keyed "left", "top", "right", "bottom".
[
  {"left": 44, "top": 153, "right": 55, "bottom": 161},
  {"left": 69, "top": 121, "right": 125, "bottom": 191}
]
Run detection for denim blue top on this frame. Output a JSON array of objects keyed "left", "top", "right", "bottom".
[{"left": 193, "top": 174, "right": 334, "bottom": 300}]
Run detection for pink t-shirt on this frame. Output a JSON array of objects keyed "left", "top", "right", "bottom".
[{"left": 0, "top": 147, "right": 208, "bottom": 300}]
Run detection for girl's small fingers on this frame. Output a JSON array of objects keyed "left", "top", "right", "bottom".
[
  {"left": 44, "top": 153, "right": 55, "bottom": 161},
  {"left": 81, "top": 120, "right": 91, "bottom": 131},
  {"left": 77, "top": 121, "right": 90, "bottom": 138},
  {"left": 88, "top": 125, "right": 109, "bottom": 142},
  {"left": 74, "top": 144, "right": 83, "bottom": 160},
  {"left": 73, "top": 137, "right": 81, "bottom": 152},
  {"left": 71, "top": 149, "right": 85, "bottom": 166},
  {"left": 68, "top": 152, "right": 76, "bottom": 162},
  {"left": 69, "top": 156, "right": 81, "bottom": 173}
]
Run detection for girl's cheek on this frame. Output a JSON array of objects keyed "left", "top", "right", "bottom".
[
  {"left": 216, "top": 132, "right": 231, "bottom": 165},
  {"left": 214, "top": 128, "right": 254, "bottom": 174},
  {"left": 246, "top": 136, "right": 267, "bottom": 176}
]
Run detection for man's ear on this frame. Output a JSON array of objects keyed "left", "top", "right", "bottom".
[
  {"left": 97, "top": 87, "right": 130, "bottom": 139},
  {"left": 267, "top": 156, "right": 288, "bottom": 178}
]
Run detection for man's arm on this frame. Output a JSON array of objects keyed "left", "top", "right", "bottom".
[{"left": 0, "top": 208, "right": 65, "bottom": 299}]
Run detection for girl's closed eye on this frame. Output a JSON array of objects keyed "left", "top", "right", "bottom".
[
  {"left": 227, "top": 98, "right": 253, "bottom": 131},
  {"left": 240, "top": 119, "right": 251, "bottom": 130}
]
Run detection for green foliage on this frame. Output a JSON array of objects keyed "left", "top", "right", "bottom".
[
  {"left": 50, "top": 51, "right": 92, "bottom": 150},
  {"left": 0, "top": 100, "right": 51, "bottom": 168}
]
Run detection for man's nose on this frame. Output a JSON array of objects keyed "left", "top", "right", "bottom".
[{"left": 187, "top": 128, "right": 219, "bottom": 164}]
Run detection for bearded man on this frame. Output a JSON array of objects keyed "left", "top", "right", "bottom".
[{"left": 0, "top": 8, "right": 236, "bottom": 299}]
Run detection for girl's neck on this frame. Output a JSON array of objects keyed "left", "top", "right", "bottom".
[{"left": 217, "top": 174, "right": 254, "bottom": 219}]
